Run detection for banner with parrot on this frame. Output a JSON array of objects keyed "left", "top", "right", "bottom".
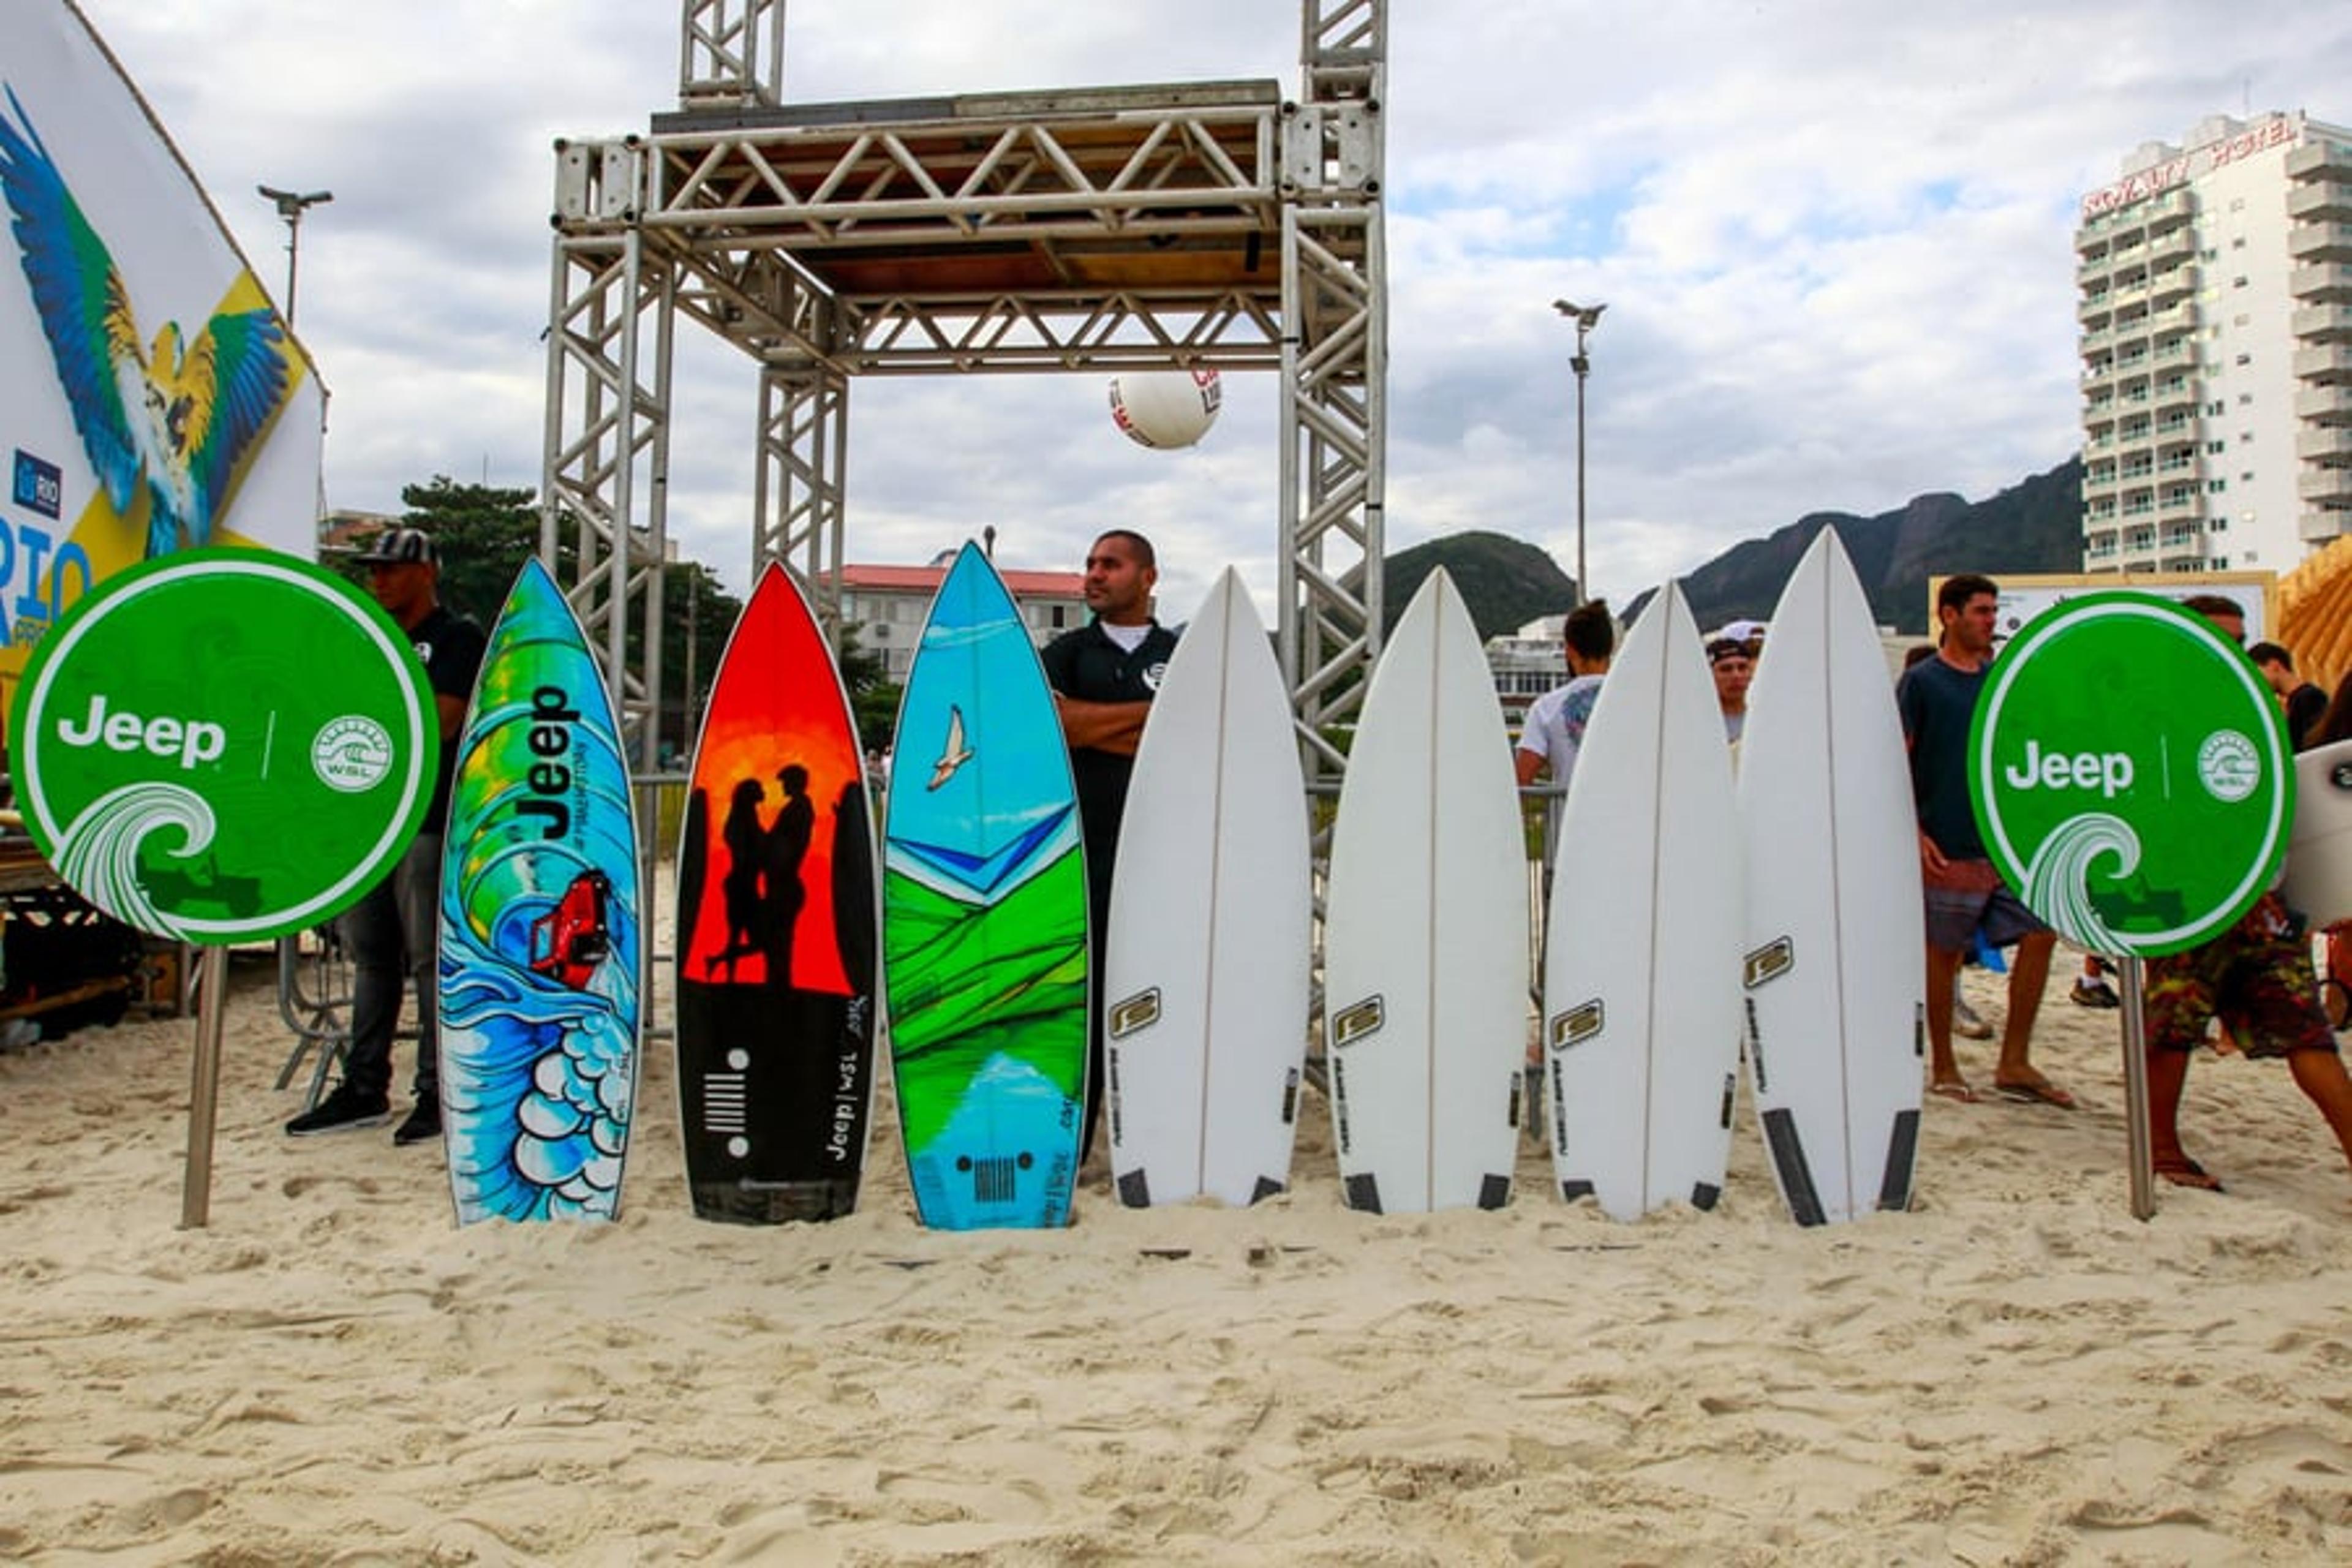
[{"left": 0, "top": 0, "right": 323, "bottom": 726}]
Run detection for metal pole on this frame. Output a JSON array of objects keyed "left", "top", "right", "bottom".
[
  {"left": 1552, "top": 300, "right": 1605, "bottom": 602},
  {"left": 179, "top": 944, "right": 231, "bottom": 1229},
  {"left": 1574, "top": 356, "right": 1588, "bottom": 601},
  {"left": 2119, "top": 955, "right": 2155, "bottom": 1220}
]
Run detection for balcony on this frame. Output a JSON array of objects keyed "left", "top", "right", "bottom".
[
  {"left": 2297, "top": 466, "right": 2352, "bottom": 503},
  {"left": 2291, "top": 262, "right": 2352, "bottom": 302},
  {"left": 2294, "top": 344, "right": 2352, "bottom": 382},
  {"left": 2156, "top": 489, "right": 2202, "bottom": 523},
  {"left": 2293, "top": 302, "right": 2352, "bottom": 341},
  {"left": 2147, "top": 265, "right": 2198, "bottom": 307},
  {"left": 2299, "top": 509, "right": 2352, "bottom": 542},
  {"left": 2287, "top": 141, "right": 2352, "bottom": 182},
  {"left": 2296, "top": 383, "right": 2352, "bottom": 421},
  {"left": 2298, "top": 426, "right": 2352, "bottom": 461},
  {"left": 2290, "top": 222, "right": 2352, "bottom": 263},
  {"left": 2145, "top": 223, "right": 2196, "bottom": 267},
  {"left": 2289, "top": 180, "right": 2352, "bottom": 222}
]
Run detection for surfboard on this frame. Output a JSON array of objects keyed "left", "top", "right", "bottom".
[
  {"left": 1322, "top": 568, "right": 1528, "bottom": 1214},
  {"left": 1544, "top": 582, "right": 1742, "bottom": 1219},
  {"left": 673, "top": 562, "right": 877, "bottom": 1224},
  {"left": 1736, "top": 530, "right": 1924, "bottom": 1226},
  {"left": 2283, "top": 737, "right": 2352, "bottom": 927},
  {"left": 882, "top": 541, "right": 1088, "bottom": 1229},
  {"left": 437, "top": 557, "right": 641, "bottom": 1224},
  {"left": 1104, "top": 568, "right": 1311, "bottom": 1207}
]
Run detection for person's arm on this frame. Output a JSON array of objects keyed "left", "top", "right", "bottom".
[
  {"left": 1514, "top": 746, "right": 1546, "bottom": 787},
  {"left": 1054, "top": 694, "right": 1150, "bottom": 756}
]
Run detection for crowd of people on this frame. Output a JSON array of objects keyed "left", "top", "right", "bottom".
[{"left": 1514, "top": 573, "right": 2352, "bottom": 1194}]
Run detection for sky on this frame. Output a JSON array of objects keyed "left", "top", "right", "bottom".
[{"left": 76, "top": 0, "right": 2352, "bottom": 624}]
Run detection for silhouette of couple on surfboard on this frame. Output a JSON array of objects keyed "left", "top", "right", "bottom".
[{"left": 707, "top": 764, "right": 815, "bottom": 987}]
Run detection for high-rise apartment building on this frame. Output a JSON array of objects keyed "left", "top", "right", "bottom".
[{"left": 2076, "top": 111, "right": 2352, "bottom": 576}]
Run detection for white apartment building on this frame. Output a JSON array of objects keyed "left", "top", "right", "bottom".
[{"left": 2078, "top": 110, "right": 2352, "bottom": 575}]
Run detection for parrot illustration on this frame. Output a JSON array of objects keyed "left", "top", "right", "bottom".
[{"left": 0, "top": 85, "right": 288, "bottom": 557}]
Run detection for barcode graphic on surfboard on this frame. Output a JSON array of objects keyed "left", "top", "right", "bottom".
[
  {"left": 703, "top": 1072, "right": 747, "bottom": 1135},
  {"left": 972, "top": 1156, "right": 1017, "bottom": 1204}
]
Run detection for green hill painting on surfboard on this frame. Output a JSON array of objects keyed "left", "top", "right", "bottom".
[{"left": 883, "top": 541, "right": 1088, "bottom": 1229}]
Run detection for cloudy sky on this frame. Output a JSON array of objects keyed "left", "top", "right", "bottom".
[{"left": 78, "top": 0, "right": 2352, "bottom": 621}]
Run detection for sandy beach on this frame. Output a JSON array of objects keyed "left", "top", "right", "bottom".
[{"left": 4, "top": 938, "right": 2350, "bottom": 1566}]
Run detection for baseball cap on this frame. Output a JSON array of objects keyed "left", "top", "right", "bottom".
[{"left": 354, "top": 527, "right": 437, "bottom": 567}]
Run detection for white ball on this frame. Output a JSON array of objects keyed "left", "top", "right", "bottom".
[{"left": 1108, "top": 369, "right": 1221, "bottom": 450}]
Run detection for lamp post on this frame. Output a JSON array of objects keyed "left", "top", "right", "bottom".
[
  {"left": 257, "top": 186, "right": 333, "bottom": 325},
  {"left": 1552, "top": 299, "right": 1605, "bottom": 603}
]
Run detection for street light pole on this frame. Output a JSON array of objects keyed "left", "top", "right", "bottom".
[
  {"left": 1552, "top": 299, "right": 1606, "bottom": 602},
  {"left": 257, "top": 186, "right": 333, "bottom": 325}
]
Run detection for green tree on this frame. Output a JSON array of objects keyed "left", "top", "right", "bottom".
[{"left": 388, "top": 476, "right": 551, "bottom": 625}]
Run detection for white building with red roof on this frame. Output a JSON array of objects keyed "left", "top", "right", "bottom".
[{"left": 842, "top": 555, "right": 1086, "bottom": 682}]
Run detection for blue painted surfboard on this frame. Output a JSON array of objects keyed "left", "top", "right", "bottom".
[
  {"left": 437, "top": 558, "right": 641, "bottom": 1224},
  {"left": 882, "top": 541, "right": 1088, "bottom": 1229}
]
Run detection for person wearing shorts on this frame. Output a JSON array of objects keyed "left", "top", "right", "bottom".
[
  {"left": 1896, "top": 573, "right": 2071, "bottom": 1109},
  {"left": 2141, "top": 595, "right": 2352, "bottom": 1190},
  {"left": 2143, "top": 892, "right": 2352, "bottom": 1190}
]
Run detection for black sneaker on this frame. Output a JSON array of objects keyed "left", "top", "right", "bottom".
[
  {"left": 285, "top": 1084, "right": 390, "bottom": 1137},
  {"left": 393, "top": 1099, "right": 442, "bottom": 1147}
]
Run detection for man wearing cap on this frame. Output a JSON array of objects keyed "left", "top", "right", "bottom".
[
  {"left": 1706, "top": 625, "right": 1761, "bottom": 744},
  {"left": 286, "top": 527, "right": 487, "bottom": 1145}
]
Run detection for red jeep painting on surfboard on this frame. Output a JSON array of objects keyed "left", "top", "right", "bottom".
[{"left": 529, "top": 870, "right": 613, "bottom": 990}]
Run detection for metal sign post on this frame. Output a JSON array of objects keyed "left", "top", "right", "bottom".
[
  {"left": 2118, "top": 956, "right": 2155, "bottom": 1221},
  {"left": 179, "top": 944, "right": 232, "bottom": 1229}
]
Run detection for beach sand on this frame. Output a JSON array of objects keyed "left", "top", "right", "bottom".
[{"left": 3, "top": 941, "right": 2349, "bottom": 1566}]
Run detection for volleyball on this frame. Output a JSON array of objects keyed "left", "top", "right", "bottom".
[{"left": 1107, "top": 369, "right": 1222, "bottom": 450}]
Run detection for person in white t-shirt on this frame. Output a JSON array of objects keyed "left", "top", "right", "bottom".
[{"left": 1515, "top": 598, "right": 1616, "bottom": 794}]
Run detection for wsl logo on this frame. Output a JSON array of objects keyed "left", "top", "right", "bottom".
[{"left": 1971, "top": 593, "right": 2290, "bottom": 960}]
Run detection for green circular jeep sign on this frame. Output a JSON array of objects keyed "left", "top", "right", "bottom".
[
  {"left": 9, "top": 549, "right": 437, "bottom": 943},
  {"left": 1969, "top": 591, "right": 2290, "bottom": 959}
]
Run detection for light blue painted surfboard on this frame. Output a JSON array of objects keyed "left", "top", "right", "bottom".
[
  {"left": 883, "top": 541, "right": 1088, "bottom": 1229},
  {"left": 437, "top": 558, "right": 641, "bottom": 1224}
]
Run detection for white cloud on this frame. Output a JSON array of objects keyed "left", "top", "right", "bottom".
[{"left": 64, "top": 0, "right": 2352, "bottom": 614}]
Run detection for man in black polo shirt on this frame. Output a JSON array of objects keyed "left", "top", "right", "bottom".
[
  {"left": 1040, "top": 529, "right": 1179, "bottom": 1158},
  {"left": 285, "top": 527, "right": 487, "bottom": 1146}
]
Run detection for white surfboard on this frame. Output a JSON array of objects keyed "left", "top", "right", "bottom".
[
  {"left": 1544, "top": 583, "right": 1743, "bottom": 1220},
  {"left": 1323, "top": 568, "right": 1529, "bottom": 1213},
  {"left": 1104, "top": 568, "right": 1313, "bottom": 1207},
  {"left": 1737, "top": 530, "right": 1925, "bottom": 1226},
  {"left": 2283, "top": 738, "right": 2352, "bottom": 928}
]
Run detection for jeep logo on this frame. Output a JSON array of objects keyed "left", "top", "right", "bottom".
[
  {"left": 54, "top": 692, "right": 225, "bottom": 770},
  {"left": 2002, "top": 738, "right": 2132, "bottom": 798}
]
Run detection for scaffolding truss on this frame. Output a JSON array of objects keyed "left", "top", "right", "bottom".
[{"left": 545, "top": 0, "right": 1387, "bottom": 793}]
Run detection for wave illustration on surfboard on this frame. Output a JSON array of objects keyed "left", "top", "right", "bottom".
[
  {"left": 883, "top": 542, "right": 1088, "bottom": 1230},
  {"left": 439, "top": 558, "right": 641, "bottom": 1224},
  {"left": 674, "top": 562, "right": 876, "bottom": 1223}
]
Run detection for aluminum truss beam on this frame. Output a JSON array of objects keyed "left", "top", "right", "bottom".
[
  {"left": 680, "top": 0, "right": 787, "bottom": 110},
  {"left": 544, "top": 138, "right": 673, "bottom": 773},
  {"left": 546, "top": 0, "right": 1387, "bottom": 779}
]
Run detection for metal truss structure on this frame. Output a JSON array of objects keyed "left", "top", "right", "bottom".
[{"left": 543, "top": 0, "right": 1388, "bottom": 789}]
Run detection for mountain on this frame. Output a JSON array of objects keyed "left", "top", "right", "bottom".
[
  {"left": 1373, "top": 530, "right": 1581, "bottom": 641},
  {"left": 1621, "top": 457, "right": 2084, "bottom": 635}
]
